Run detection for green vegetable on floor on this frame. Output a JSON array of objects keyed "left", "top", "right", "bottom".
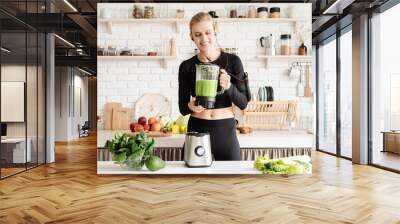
[
  {"left": 106, "top": 132, "right": 166, "bottom": 171},
  {"left": 253, "top": 156, "right": 311, "bottom": 175}
]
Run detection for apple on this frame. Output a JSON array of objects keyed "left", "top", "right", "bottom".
[
  {"left": 134, "top": 123, "right": 144, "bottom": 132},
  {"left": 138, "top": 116, "right": 147, "bottom": 126},
  {"left": 143, "top": 124, "right": 150, "bottom": 131},
  {"left": 150, "top": 122, "right": 161, "bottom": 132},
  {"left": 130, "top": 122, "right": 137, "bottom": 132},
  {"left": 148, "top": 117, "right": 157, "bottom": 125}
]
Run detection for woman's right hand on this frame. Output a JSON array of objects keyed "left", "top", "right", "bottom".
[{"left": 188, "top": 96, "right": 205, "bottom": 113}]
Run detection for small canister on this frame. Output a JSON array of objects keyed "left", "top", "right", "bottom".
[
  {"left": 280, "top": 34, "right": 291, "bottom": 55},
  {"left": 269, "top": 7, "right": 280, "bottom": 18},
  {"left": 257, "top": 7, "right": 268, "bottom": 19},
  {"left": 248, "top": 5, "right": 257, "bottom": 18}
]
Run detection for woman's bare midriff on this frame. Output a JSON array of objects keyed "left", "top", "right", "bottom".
[{"left": 191, "top": 107, "right": 234, "bottom": 120}]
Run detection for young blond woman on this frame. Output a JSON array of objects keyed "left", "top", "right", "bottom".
[{"left": 178, "top": 12, "right": 249, "bottom": 160}]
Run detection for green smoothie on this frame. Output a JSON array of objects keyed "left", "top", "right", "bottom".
[{"left": 196, "top": 80, "right": 218, "bottom": 97}]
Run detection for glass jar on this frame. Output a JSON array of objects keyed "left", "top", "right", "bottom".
[
  {"left": 176, "top": 9, "right": 184, "bottom": 19},
  {"left": 248, "top": 5, "right": 257, "bottom": 18},
  {"left": 230, "top": 6, "right": 237, "bottom": 18},
  {"left": 257, "top": 7, "right": 268, "bottom": 19},
  {"left": 280, "top": 34, "right": 291, "bottom": 55},
  {"left": 238, "top": 5, "right": 247, "bottom": 18},
  {"left": 144, "top": 6, "right": 154, "bottom": 19},
  {"left": 269, "top": 7, "right": 280, "bottom": 18},
  {"left": 133, "top": 5, "right": 142, "bottom": 18},
  {"left": 97, "top": 46, "right": 104, "bottom": 56}
]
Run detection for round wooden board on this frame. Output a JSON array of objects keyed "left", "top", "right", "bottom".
[{"left": 134, "top": 93, "right": 171, "bottom": 120}]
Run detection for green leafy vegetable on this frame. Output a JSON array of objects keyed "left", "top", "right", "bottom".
[
  {"left": 106, "top": 132, "right": 163, "bottom": 171},
  {"left": 253, "top": 156, "right": 311, "bottom": 175}
]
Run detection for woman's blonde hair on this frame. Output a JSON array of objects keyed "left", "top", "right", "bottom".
[{"left": 189, "top": 11, "right": 216, "bottom": 36}]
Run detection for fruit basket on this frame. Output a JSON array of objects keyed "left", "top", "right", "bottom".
[{"left": 242, "top": 100, "right": 298, "bottom": 130}]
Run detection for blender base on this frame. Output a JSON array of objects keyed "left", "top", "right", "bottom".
[{"left": 196, "top": 96, "right": 216, "bottom": 109}]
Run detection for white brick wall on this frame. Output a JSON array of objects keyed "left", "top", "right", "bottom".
[{"left": 97, "top": 3, "right": 314, "bottom": 130}]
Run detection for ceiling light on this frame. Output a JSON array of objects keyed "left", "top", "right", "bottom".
[
  {"left": 63, "top": 0, "right": 78, "bottom": 12},
  {"left": 54, "top": 34, "right": 75, "bottom": 48},
  {"left": 1, "top": 47, "right": 11, "bottom": 53},
  {"left": 78, "top": 67, "right": 92, "bottom": 76}
]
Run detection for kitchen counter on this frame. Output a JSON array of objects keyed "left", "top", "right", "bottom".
[
  {"left": 97, "top": 130, "right": 314, "bottom": 161},
  {"left": 97, "top": 155, "right": 312, "bottom": 175},
  {"left": 97, "top": 130, "right": 314, "bottom": 148}
]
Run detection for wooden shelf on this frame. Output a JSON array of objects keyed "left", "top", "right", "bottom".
[
  {"left": 98, "top": 17, "right": 307, "bottom": 34},
  {"left": 214, "top": 18, "right": 306, "bottom": 23},
  {"left": 257, "top": 55, "right": 312, "bottom": 69},
  {"left": 98, "top": 18, "right": 188, "bottom": 33},
  {"left": 97, "top": 55, "right": 177, "bottom": 69}
]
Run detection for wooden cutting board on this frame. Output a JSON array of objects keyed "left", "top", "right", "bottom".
[
  {"left": 104, "top": 102, "right": 121, "bottom": 130},
  {"left": 111, "top": 107, "right": 131, "bottom": 130}
]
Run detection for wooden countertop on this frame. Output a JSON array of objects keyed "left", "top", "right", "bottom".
[{"left": 97, "top": 130, "right": 315, "bottom": 149}]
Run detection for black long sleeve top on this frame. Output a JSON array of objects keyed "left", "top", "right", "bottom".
[{"left": 178, "top": 52, "right": 249, "bottom": 115}]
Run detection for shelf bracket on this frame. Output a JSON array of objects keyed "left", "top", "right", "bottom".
[
  {"left": 106, "top": 22, "right": 112, "bottom": 34},
  {"left": 265, "top": 58, "right": 269, "bottom": 69},
  {"left": 175, "top": 21, "right": 181, "bottom": 33},
  {"left": 161, "top": 59, "right": 167, "bottom": 69}
]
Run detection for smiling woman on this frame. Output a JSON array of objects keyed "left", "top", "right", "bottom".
[{"left": 178, "top": 12, "right": 249, "bottom": 161}]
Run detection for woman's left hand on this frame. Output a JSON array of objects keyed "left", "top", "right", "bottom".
[{"left": 219, "top": 69, "right": 231, "bottom": 91}]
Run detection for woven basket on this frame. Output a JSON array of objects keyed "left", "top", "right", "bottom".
[{"left": 242, "top": 100, "right": 298, "bottom": 130}]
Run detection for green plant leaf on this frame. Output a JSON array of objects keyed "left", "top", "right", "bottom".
[{"left": 112, "top": 152, "right": 126, "bottom": 164}]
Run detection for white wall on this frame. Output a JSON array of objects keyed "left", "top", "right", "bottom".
[
  {"left": 97, "top": 3, "right": 313, "bottom": 130},
  {"left": 55, "top": 67, "right": 89, "bottom": 141}
]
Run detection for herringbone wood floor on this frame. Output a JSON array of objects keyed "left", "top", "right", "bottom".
[{"left": 1, "top": 134, "right": 400, "bottom": 224}]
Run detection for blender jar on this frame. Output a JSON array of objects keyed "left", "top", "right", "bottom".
[{"left": 195, "top": 63, "right": 220, "bottom": 109}]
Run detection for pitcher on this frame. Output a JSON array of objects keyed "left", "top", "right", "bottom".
[
  {"left": 195, "top": 63, "right": 224, "bottom": 109},
  {"left": 259, "top": 34, "right": 276, "bottom": 56}
]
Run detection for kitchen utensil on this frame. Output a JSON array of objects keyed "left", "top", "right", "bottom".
[
  {"left": 183, "top": 132, "right": 213, "bottom": 167},
  {"left": 195, "top": 63, "right": 223, "bottom": 109},
  {"left": 304, "top": 65, "right": 312, "bottom": 97},
  {"left": 208, "top": 11, "right": 218, "bottom": 18},
  {"left": 112, "top": 107, "right": 131, "bottom": 130},
  {"left": 289, "top": 64, "right": 300, "bottom": 79},
  {"left": 259, "top": 34, "right": 276, "bottom": 56},
  {"left": 297, "top": 66, "right": 305, "bottom": 97},
  {"left": 104, "top": 102, "right": 122, "bottom": 130},
  {"left": 134, "top": 93, "right": 171, "bottom": 120}
]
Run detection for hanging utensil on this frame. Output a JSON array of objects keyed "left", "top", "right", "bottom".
[
  {"left": 297, "top": 65, "right": 304, "bottom": 97},
  {"left": 304, "top": 64, "right": 312, "bottom": 97}
]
